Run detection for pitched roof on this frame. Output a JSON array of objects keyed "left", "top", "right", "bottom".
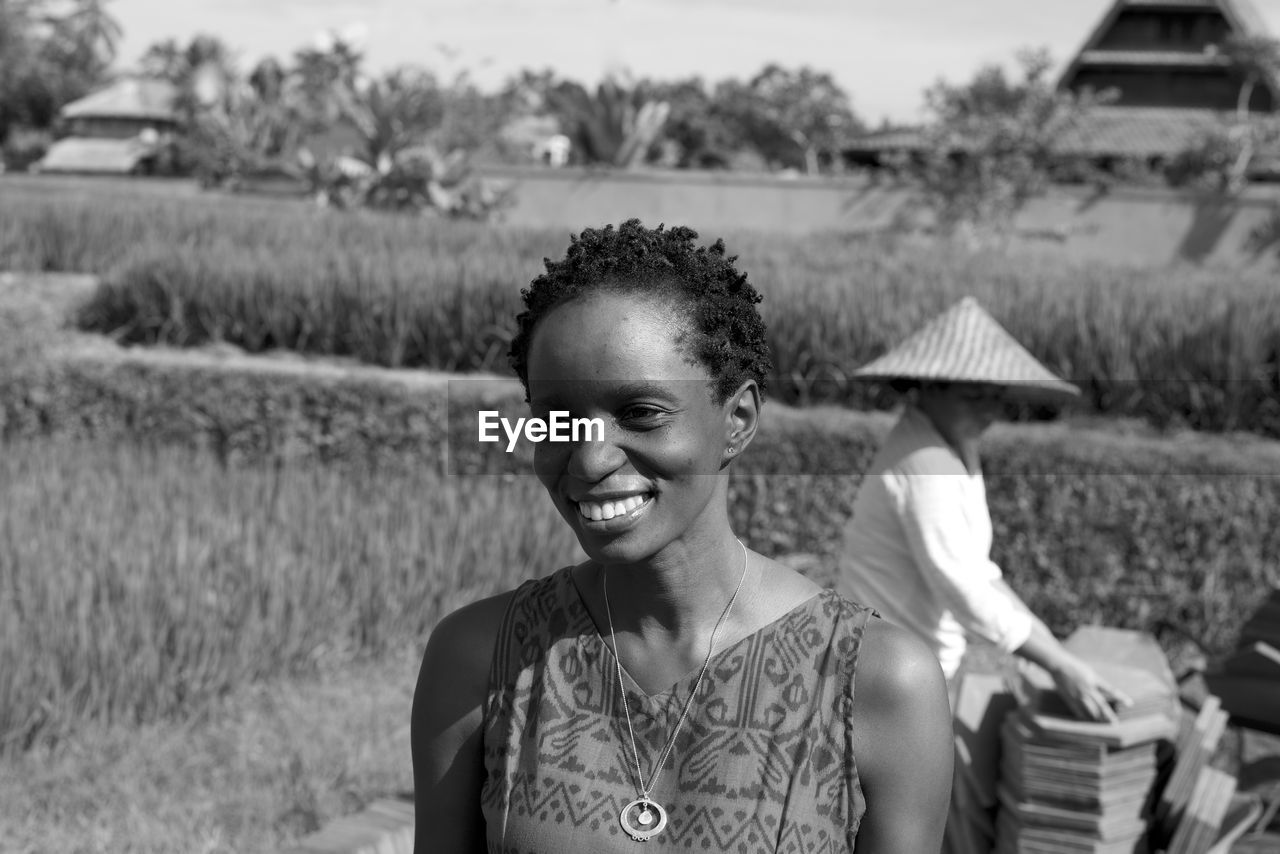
[
  {"left": 36, "top": 138, "right": 155, "bottom": 174},
  {"left": 1055, "top": 105, "right": 1230, "bottom": 156},
  {"left": 1059, "top": 106, "right": 1280, "bottom": 175},
  {"left": 60, "top": 78, "right": 178, "bottom": 123},
  {"left": 1058, "top": 0, "right": 1278, "bottom": 96}
]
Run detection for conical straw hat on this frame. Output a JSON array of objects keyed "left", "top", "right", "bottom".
[{"left": 853, "top": 297, "right": 1080, "bottom": 401}]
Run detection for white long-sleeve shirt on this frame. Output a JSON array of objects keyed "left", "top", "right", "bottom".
[{"left": 837, "top": 406, "right": 1033, "bottom": 680}]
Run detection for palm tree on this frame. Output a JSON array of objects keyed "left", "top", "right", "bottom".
[
  {"left": 138, "top": 34, "right": 237, "bottom": 114},
  {"left": 333, "top": 67, "right": 444, "bottom": 169},
  {"left": 61, "top": 0, "right": 122, "bottom": 68},
  {"left": 542, "top": 76, "right": 669, "bottom": 168},
  {"left": 292, "top": 32, "right": 363, "bottom": 129}
]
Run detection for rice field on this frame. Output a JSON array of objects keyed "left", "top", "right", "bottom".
[
  {"left": 2, "top": 180, "right": 1279, "bottom": 437},
  {"left": 0, "top": 438, "right": 581, "bottom": 756}
]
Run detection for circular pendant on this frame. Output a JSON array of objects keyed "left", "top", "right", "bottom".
[{"left": 620, "top": 797, "right": 668, "bottom": 841}]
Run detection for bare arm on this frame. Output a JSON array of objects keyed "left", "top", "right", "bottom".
[
  {"left": 850, "top": 618, "right": 954, "bottom": 854},
  {"left": 989, "top": 578, "right": 1130, "bottom": 723},
  {"left": 411, "top": 592, "right": 512, "bottom": 854}
]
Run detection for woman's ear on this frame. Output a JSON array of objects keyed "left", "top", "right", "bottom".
[{"left": 722, "top": 379, "right": 761, "bottom": 463}]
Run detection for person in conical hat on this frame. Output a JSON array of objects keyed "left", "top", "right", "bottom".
[{"left": 835, "top": 297, "right": 1128, "bottom": 854}]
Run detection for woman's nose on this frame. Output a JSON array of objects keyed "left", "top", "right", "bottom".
[{"left": 564, "top": 430, "right": 626, "bottom": 482}]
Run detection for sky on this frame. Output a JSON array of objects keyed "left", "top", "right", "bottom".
[{"left": 109, "top": 0, "right": 1280, "bottom": 126}]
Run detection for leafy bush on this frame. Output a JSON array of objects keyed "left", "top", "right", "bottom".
[
  {"left": 888, "top": 49, "right": 1113, "bottom": 243},
  {"left": 1, "top": 127, "right": 51, "bottom": 172}
]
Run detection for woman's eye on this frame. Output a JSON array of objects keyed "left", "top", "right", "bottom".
[{"left": 620, "top": 406, "right": 666, "bottom": 426}]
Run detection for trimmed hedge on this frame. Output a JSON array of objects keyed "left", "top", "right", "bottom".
[{"left": 4, "top": 348, "right": 1278, "bottom": 660}]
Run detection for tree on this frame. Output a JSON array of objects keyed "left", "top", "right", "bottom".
[
  {"left": 715, "top": 64, "right": 861, "bottom": 174},
  {"left": 898, "top": 48, "right": 1109, "bottom": 243},
  {"left": 634, "top": 76, "right": 740, "bottom": 169},
  {"left": 434, "top": 77, "right": 511, "bottom": 159},
  {"left": 183, "top": 69, "right": 305, "bottom": 188},
  {"left": 0, "top": 0, "right": 122, "bottom": 142},
  {"left": 291, "top": 30, "right": 364, "bottom": 130},
  {"left": 539, "top": 75, "right": 669, "bottom": 168},
  {"left": 1218, "top": 34, "right": 1280, "bottom": 192},
  {"left": 57, "top": 0, "right": 122, "bottom": 71},
  {"left": 139, "top": 34, "right": 238, "bottom": 115},
  {"left": 331, "top": 67, "right": 445, "bottom": 170},
  {"left": 0, "top": 1, "right": 44, "bottom": 140}
]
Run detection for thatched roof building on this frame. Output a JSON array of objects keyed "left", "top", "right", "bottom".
[
  {"left": 845, "top": 0, "right": 1280, "bottom": 177},
  {"left": 38, "top": 78, "right": 179, "bottom": 175}
]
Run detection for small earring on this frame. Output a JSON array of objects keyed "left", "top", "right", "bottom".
[{"left": 726, "top": 447, "right": 737, "bottom": 456}]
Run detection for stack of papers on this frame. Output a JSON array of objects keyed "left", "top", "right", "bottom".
[{"left": 995, "top": 627, "right": 1178, "bottom": 853}]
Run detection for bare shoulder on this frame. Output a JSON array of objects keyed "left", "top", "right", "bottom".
[
  {"left": 412, "top": 588, "right": 518, "bottom": 749},
  {"left": 417, "top": 590, "right": 516, "bottom": 693},
  {"left": 846, "top": 612, "right": 954, "bottom": 850},
  {"left": 852, "top": 617, "right": 949, "bottom": 716},
  {"left": 411, "top": 590, "right": 519, "bottom": 853},
  {"left": 755, "top": 554, "right": 825, "bottom": 609}
]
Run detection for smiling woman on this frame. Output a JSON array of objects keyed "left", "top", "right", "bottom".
[{"left": 410, "top": 220, "right": 954, "bottom": 853}]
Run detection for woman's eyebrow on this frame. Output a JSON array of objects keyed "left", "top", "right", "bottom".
[
  {"left": 611, "top": 381, "right": 681, "bottom": 402},
  {"left": 529, "top": 380, "right": 682, "bottom": 408}
]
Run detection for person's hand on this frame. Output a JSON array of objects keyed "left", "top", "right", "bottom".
[{"left": 1048, "top": 652, "right": 1132, "bottom": 723}]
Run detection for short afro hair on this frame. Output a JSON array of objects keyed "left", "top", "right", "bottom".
[{"left": 509, "top": 220, "right": 773, "bottom": 403}]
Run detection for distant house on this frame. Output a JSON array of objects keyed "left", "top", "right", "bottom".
[
  {"left": 1054, "top": 0, "right": 1280, "bottom": 168},
  {"left": 37, "top": 78, "right": 180, "bottom": 175},
  {"left": 845, "top": 0, "right": 1280, "bottom": 178}
]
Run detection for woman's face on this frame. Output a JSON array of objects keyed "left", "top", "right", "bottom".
[
  {"left": 920, "top": 383, "right": 1005, "bottom": 439},
  {"left": 525, "top": 291, "right": 741, "bottom": 565}
]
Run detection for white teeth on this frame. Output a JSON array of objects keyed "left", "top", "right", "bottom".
[{"left": 578, "top": 495, "right": 649, "bottom": 521}]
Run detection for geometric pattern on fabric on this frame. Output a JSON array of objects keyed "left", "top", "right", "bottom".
[
  {"left": 481, "top": 567, "right": 875, "bottom": 853},
  {"left": 852, "top": 296, "right": 1080, "bottom": 401}
]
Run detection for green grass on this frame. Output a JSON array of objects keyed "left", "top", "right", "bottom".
[
  {"left": 0, "top": 651, "right": 418, "bottom": 854},
  {"left": 2, "top": 180, "right": 1279, "bottom": 437},
  {"left": 0, "top": 438, "right": 582, "bottom": 756}
]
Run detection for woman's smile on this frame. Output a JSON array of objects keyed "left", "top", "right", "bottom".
[
  {"left": 525, "top": 292, "right": 732, "bottom": 560},
  {"left": 572, "top": 493, "right": 655, "bottom": 532},
  {"left": 574, "top": 492, "right": 652, "bottom": 522}
]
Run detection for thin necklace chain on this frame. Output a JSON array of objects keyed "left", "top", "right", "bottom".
[{"left": 601, "top": 539, "right": 749, "bottom": 802}]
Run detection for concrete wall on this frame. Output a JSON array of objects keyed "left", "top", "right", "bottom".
[
  {"left": 482, "top": 165, "right": 1280, "bottom": 269},
  {"left": 482, "top": 165, "right": 914, "bottom": 236},
  {"left": 1017, "top": 184, "right": 1280, "bottom": 269}
]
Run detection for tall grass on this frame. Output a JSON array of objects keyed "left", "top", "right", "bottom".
[
  {"left": 3, "top": 183, "right": 1279, "bottom": 436},
  {"left": 0, "top": 438, "right": 581, "bottom": 755}
]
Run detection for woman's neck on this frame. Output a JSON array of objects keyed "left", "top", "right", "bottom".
[
  {"left": 599, "top": 531, "right": 750, "bottom": 640},
  {"left": 584, "top": 530, "right": 757, "bottom": 696},
  {"left": 913, "top": 402, "right": 983, "bottom": 475}
]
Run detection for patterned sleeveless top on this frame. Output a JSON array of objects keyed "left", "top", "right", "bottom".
[{"left": 481, "top": 567, "right": 875, "bottom": 853}]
